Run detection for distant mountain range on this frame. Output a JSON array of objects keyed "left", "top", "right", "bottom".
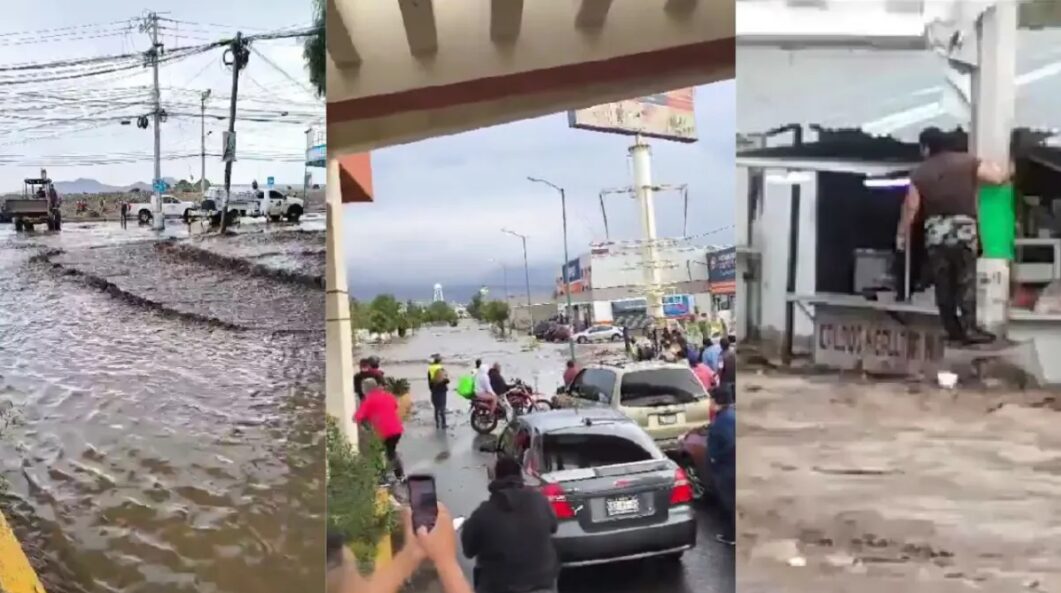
[{"left": 50, "top": 177, "right": 180, "bottom": 195}]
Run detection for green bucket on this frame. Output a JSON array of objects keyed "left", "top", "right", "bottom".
[{"left": 978, "top": 184, "right": 1015, "bottom": 260}]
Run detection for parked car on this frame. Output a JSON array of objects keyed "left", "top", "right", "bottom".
[
  {"left": 130, "top": 194, "right": 196, "bottom": 224},
  {"left": 533, "top": 320, "right": 554, "bottom": 340},
  {"left": 553, "top": 361, "right": 712, "bottom": 452},
  {"left": 572, "top": 324, "right": 623, "bottom": 344},
  {"left": 496, "top": 408, "right": 697, "bottom": 567}
]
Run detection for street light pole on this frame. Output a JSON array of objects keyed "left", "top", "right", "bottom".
[
  {"left": 200, "top": 89, "right": 210, "bottom": 197},
  {"left": 528, "top": 176, "right": 576, "bottom": 362},
  {"left": 502, "top": 228, "right": 533, "bottom": 306}
]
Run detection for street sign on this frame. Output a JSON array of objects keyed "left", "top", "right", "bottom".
[
  {"left": 153, "top": 179, "right": 167, "bottom": 193},
  {"left": 267, "top": 176, "right": 275, "bottom": 188},
  {"left": 222, "top": 131, "right": 236, "bottom": 162}
]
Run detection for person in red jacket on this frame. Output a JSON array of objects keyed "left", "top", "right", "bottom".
[{"left": 354, "top": 377, "right": 405, "bottom": 482}]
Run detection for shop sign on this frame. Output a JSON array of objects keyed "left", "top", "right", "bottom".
[
  {"left": 708, "top": 247, "right": 736, "bottom": 284},
  {"left": 814, "top": 306, "right": 945, "bottom": 375},
  {"left": 663, "top": 294, "right": 693, "bottom": 318}
]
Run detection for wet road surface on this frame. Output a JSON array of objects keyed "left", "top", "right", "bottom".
[
  {"left": 363, "top": 324, "right": 735, "bottom": 593},
  {"left": 0, "top": 221, "right": 324, "bottom": 593}
]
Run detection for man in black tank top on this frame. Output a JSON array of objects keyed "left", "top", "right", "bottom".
[{"left": 896, "top": 128, "right": 1009, "bottom": 345}]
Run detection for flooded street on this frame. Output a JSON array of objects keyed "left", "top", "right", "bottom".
[
  {"left": 365, "top": 324, "right": 735, "bottom": 593},
  {"left": 738, "top": 372, "right": 1061, "bottom": 593},
  {"left": 0, "top": 221, "right": 324, "bottom": 593}
]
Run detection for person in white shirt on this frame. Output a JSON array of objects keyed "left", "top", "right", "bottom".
[{"left": 475, "top": 362, "right": 499, "bottom": 416}]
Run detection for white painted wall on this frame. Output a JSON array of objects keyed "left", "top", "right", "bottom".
[{"left": 752, "top": 169, "right": 818, "bottom": 351}]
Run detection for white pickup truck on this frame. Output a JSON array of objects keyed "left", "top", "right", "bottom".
[
  {"left": 130, "top": 194, "right": 196, "bottom": 224},
  {"left": 203, "top": 187, "right": 304, "bottom": 223}
]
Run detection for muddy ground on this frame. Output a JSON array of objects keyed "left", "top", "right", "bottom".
[{"left": 738, "top": 370, "right": 1061, "bottom": 592}]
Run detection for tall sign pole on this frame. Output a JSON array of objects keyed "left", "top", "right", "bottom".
[{"left": 630, "top": 136, "right": 665, "bottom": 321}]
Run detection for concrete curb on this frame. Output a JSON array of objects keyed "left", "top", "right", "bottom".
[{"left": 0, "top": 509, "right": 46, "bottom": 593}]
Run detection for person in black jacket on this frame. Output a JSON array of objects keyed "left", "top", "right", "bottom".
[
  {"left": 461, "top": 456, "right": 559, "bottom": 593},
  {"left": 487, "top": 362, "right": 513, "bottom": 397}
]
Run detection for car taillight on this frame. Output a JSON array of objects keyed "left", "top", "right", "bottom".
[
  {"left": 541, "top": 483, "right": 575, "bottom": 519},
  {"left": 670, "top": 468, "right": 694, "bottom": 505}
]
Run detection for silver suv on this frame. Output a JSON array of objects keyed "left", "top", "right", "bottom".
[{"left": 554, "top": 361, "right": 712, "bottom": 451}]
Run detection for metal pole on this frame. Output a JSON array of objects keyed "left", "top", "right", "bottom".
[
  {"left": 561, "top": 188, "right": 576, "bottom": 362},
  {"left": 529, "top": 177, "right": 577, "bottom": 361},
  {"left": 200, "top": 90, "right": 210, "bottom": 197},
  {"left": 303, "top": 128, "right": 311, "bottom": 202},
  {"left": 150, "top": 13, "right": 164, "bottom": 231},
  {"left": 781, "top": 125, "right": 804, "bottom": 366},
  {"left": 502, "top": 229, "right": 533, "bottom": 306},
  {"left": 630, "top": 136, "right": 664, "bottom": 321},
  {"left": 220, "top": 32, "right": 243, "bottom": 233},
  {"left": 971, "top": 3, "right": 1016, "bottom": 338},
  {"left": 521, "top": 235, "right": 531, "bottom": 306}
]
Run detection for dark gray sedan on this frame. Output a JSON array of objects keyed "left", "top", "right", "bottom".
[{"left": 496, "top": 408, "right": 698, "bottom": 567}]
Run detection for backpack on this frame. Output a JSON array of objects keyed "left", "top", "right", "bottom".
[{"left": 455, "top": 375, "right": 476, "bottom": 399}]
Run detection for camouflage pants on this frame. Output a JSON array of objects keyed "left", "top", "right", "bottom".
[{"left": 926, "top": 243, "right": 977, "bottom": 340}]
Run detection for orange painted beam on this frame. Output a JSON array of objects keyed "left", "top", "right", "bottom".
[{"left": 339, "top": 153, "right": 374, "bottom": 203}]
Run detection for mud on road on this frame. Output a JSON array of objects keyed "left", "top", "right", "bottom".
[
  {"left": 738, "top": 371, "right": 1061, "bottom": 593},
  {"left": 0, "top": 222, "right": 324, "bottom": 593}
]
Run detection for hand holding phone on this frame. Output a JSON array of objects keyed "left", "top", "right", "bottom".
[{"left": 406, "top": 474, "right": 438, "bottom": 532}]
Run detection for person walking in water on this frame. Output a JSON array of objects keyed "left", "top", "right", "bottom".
[
  {"left": 355, "top": 377, "right": 405, "bottom": 483},
  {"left": 427, "top": 354, "right": 450, "bottom": 429},
  {"left": 119, "top": 201, "right": 129, "bottom": 229}
]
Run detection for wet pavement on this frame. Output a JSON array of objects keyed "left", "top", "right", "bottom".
[
  {"left": 0, "top": 221, "right": 324, "bottom": 593},
  {"left": 362, "top": 324, "right": 735, "bottom": 593}
]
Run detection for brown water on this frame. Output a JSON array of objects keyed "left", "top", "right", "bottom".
[
  {"left": 0, "top": 222, "right": 324, "bottom": 593},
  {"left": 738, "top": 372, "right": 1061, "bottom": 592}
]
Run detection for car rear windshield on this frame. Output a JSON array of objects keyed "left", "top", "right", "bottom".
[
  {"left": 620, "top": 368, "right": 707, "bottom": 407},
  {"left": 542, "top": 430, "right": 659, "bottom": 471}
]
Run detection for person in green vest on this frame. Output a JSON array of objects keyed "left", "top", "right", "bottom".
[
  {"left": 427, "top": 354, "right": 450, "bottom": 429},
  {"left": 896, "top": 127, "right": 1010, "bottom": 346}
]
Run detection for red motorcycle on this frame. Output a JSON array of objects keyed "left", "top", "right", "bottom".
[{"left": 470, "top": 380, "right": 552, "bottom": 434}]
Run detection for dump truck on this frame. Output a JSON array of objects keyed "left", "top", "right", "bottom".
[{"left": 1, "top": 170, "right": 62, "bottom": 232}]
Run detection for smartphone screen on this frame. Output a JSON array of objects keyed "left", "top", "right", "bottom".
[{"left": 407, "top": 474, "right": 438, "bottom": 532}]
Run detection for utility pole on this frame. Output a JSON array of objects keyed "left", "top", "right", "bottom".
[
  {"left": 200, "top": 89, "right": 210, "bottom": 197},
  {"left": 220, "top": 32, "right": 247, "bottom": 233},
  {"left": 147, "top": 12, "right": 164, "bottom": 231}
]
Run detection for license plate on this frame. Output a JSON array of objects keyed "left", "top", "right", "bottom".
[
  {"left": 606, "top": 496, "right": 640, "bottom": 516},
  {"left": 657, "top": 414, "right": 678, "bottom": 425}
]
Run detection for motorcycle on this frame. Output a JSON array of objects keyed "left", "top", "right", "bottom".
[{"left": 470, "top": 379, "right": 553, "bottom": 434}]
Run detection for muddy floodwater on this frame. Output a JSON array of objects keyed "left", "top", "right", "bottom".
[
  {"left": 738, "top": 371, "right": 1061, "bottom": 593},
  {"left": 0, "top": 222, "right": 324, "bottom": 593},
  {"left": 362, "top": 325, "right": 736, "bottom": 593}
]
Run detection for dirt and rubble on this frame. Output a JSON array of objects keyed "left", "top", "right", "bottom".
[{"left": 737, "top": 369, "right": 1061, "bottom": 593}]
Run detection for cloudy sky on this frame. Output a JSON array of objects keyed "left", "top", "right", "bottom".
[
  {"left": 343, "top": 80, "right": 736, "bottom": 300},
  {"left": 0, "top": 0, "right": 322, "bottom": 191}
]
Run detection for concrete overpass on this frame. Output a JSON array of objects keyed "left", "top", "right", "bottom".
[{"left": 324, "top": 0, "right": 734, "bottom": 441}]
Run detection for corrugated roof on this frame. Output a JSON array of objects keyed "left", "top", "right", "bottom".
[{"left": 737, "top": 29, "right": 1061, "bottom": 141}]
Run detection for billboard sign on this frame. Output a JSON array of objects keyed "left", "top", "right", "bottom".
[
  {"left": 663, "top": 294, "right": 694, "bottom": 319},
  {"left": 563, "top": 258, "right": 583, "bottom": 283},
  {"left": 568, "top": 88, "right": 697, "bottom": 143},
  {"left": 708, "top": 247, "right": 736, "bottom": 284}
]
